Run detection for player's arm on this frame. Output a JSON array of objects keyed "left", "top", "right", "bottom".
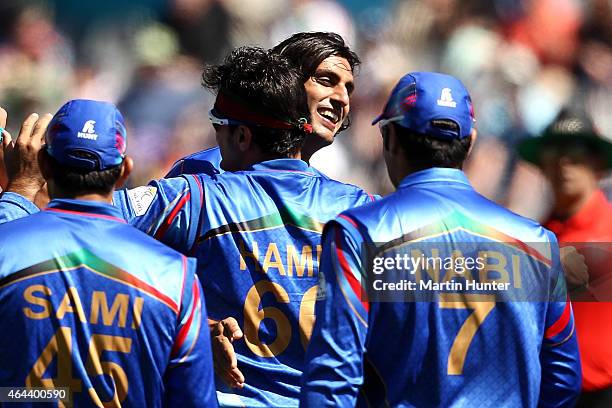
[
  {"left": 112, "top": 174, "right": 203, "bottom": 253},
  {"left": 539, "top": 234, "right": 581, "bottom": 408},
  {"left": 164, "top": 257, "right": 218, "bottom": 407},
  {"left": 0, "top": 191, "right": 39, "bottom": 223},
  {"left": 300, "top": 217, "right": 370, "bottom": 407}
]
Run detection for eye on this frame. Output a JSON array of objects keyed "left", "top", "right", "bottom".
[{"left": 312, "top": 75, "right": 333, "bottom": 86}]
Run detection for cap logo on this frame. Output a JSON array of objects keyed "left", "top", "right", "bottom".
[
  {"left": 437, "top": 88, "right": 457, "bottom": 108},
  {"left": 78, "top": 120, "right": 98, "bottom": 140},
  {"left": 552, "top": 118, "right": 584, "bottom": 134}
]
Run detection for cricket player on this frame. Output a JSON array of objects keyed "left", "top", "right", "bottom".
[
  {"left": 0, "top": 100, "right": 217, "bottom": 407},
  {"left": 301, "top": 72, "right": 582, "bottom": 407},
  {"left": 119, "top": 47, "right": 373, "bottom": 407},
  {"left": 0, "top": 47, "right": 373, "bottom": 407},
  {"left": 165, "top": 31, "right": 358, "bottom": 178},
  {"left": 163, "top": 32, "right": 369, "bottom": 390}
]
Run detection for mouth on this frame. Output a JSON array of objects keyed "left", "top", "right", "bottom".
[{"left": 316, "top": 107, "right": 341, "bottom": 131}]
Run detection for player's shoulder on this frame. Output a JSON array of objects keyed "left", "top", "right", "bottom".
[
  {"left": 472, "top": 192, "right": 554, "bottom": 243},
  {"left": 313, "top": 171, "right": 376, "bottom": 205},
  {"left": 181, "top": 146, "right": 221, "bottom": 162},
  {"left": 166, "top": 146, "right": 222, "bottom": 178}
]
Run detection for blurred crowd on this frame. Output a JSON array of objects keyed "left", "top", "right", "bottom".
[{"left": 1, "top": 0, "right": 611, "bottom": 222}]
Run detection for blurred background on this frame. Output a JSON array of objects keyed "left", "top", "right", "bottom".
[{"left": 1, "top": 0, "right": 611, "bottom": 222}]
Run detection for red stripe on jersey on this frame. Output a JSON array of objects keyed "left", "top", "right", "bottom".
[
  {"left": 545, "top": 298, "right": 572, "bottom": 339},
  {"left": 155, "top": 191, "right": 191, "bottom": 240},
  {"left": 335, "top": 229, "right": 369, "bottom": 313},
  {"left": 172, "top": 279, "right": 201, "bottom": 357},
  {"left": 45, "top": 208, "right": 127, "bottom": 223},
  {"left": 339, "top": 214, "right": 358, "bottom": 229}
]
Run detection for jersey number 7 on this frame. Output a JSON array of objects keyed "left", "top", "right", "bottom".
[{"left": 439, "top": 294, "right": 496, "bottom": 375}]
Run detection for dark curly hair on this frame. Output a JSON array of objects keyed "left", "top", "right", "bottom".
[
  {"left": 272, "top": 32, "right": 360, "bottom": 81},
  {"left": 202, "top": 46, "right": 309, "bottom": 157}
]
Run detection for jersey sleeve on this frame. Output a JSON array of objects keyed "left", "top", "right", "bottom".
[
  {"left": 113, "top": 175, "right": 204, "bottom": 253},
  {"left": 0, "top": 192, "right": 40, "bottom": 224},
  {"left": 300, "top": 216, "right": 370, "bottom": 407},
  {"left": 539, "top": 232, "right": 581, "bottom": 408},
  {"left": 164, "top": 257, "right": 218, "bottom": 407}
]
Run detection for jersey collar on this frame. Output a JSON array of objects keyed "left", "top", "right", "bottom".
[
  {"left": 248, "top": 158, "right": 316, "bottom": 176},
  {"left": 45, "top": 199, "right": 126, "bottom": 223},
  {"left": 398, "top": 167, "right": 471, "bottom": 189}
]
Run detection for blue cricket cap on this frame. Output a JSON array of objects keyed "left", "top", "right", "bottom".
[
  {"left": 46, "top": 99, "right": 127, "bottom": 170},
  {"left": 372, "top": 72, "right": 475, "bottom": 140}
]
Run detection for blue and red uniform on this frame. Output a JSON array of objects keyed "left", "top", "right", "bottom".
[
  {"left": 301, "top": 168, "right": 581, "bottom": 408},
  {"left": 165, "top": 145, "right": 337, "bottom": 181},
  {"left": 110, "top": 158, "right": 375, "bottom": 407},
  {"left": 0, "top": 156, "right": 375, "bottom": 407},
  {"left": 0, "top": 199, "right": 217, "bottom": 407}
]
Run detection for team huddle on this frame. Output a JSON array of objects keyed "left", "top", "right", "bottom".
[{"left": 0, "top": 32, "right": 582, "bottom": 407}]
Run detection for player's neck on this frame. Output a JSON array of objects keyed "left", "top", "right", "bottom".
[
  {"left": 50, "top": 190, "right": 114, "bottom": 204},
  {"left": 242, "top": 150, "right": 302, "bottom": 169}
]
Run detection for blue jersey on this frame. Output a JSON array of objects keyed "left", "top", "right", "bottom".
[
  {"left": 111, "top": 158, "right": 375, "bottom": 407},
  {"left": 301, "top": 168, "right": 581, "bottom": 408},
  {"left": 165, "top": 146, "right": 224, "bottom": 178},
  {"left": 165, "top": 146, "right": 337, "bottom": 181},
  {"left": 0, "top": 199, "right": 217, "bottom": 408},
  {"left": 0, "top": 192, "right": 39, "bottom": 224}
]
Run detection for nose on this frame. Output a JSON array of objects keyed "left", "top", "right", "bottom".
[{"left": 331, "top": 84, "right": 350, "bottom": 108}]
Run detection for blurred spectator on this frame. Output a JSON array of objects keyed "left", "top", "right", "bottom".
[
  {"left": 0, "top": 0, "right": 612, "bottom": 200},
  {"left": 0, "top": 3, "right": 73, "bottom": 123},
  {"left": 518, "top": 109, "right": 612, "bottom": 407},
  {"left": 118, "top": 22, "right": 212, "bottom": 184},
  {"left": 167, "top": 0, "right": 231, "bottom": 64},
  {"left": 270, "top": 0, "right": 356, "bottom": 48}
]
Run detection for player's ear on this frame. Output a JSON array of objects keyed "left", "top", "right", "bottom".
[
  {"left": 115, "top": 156, "right": 133, "bottom": 189},
  {"left": 235, "top": 125, "right": 253, "bottom": 152},
  {"left": 38, "top": 147, "right": 52, "bottom": 181},
  {"left": 466, "top": 128, "right": 478, "bottom": 158}
]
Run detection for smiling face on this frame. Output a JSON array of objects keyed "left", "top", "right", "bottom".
[{"left": 302, "top": 56, "right": 354, "bottom": 157}]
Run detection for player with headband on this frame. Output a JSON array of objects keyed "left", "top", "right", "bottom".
[
  {"left": 165, "top": 31, "right": 357, "bottom": 177},
  {"left": 0, "top": 46, "right": 374, "bottom": 407}
]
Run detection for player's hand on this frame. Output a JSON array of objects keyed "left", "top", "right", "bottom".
[
  {"left": 0, "top": 107, "right": 12, "bottom": 190},
  {"left": 560, "top": 246, "right": 589, "bottom": 288},
  {"left": 209, "top": 317, "right": 245, "bottom": 389},
  {"left": 2, "top": 110, "right": 53, "bottom": 202}
]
